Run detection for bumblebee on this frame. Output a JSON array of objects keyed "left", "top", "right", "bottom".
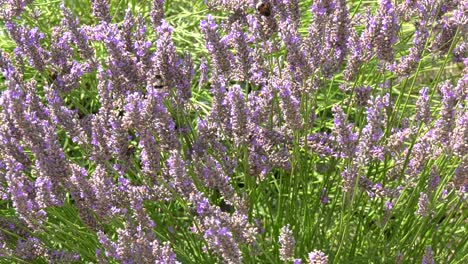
[
  {"left": 49, "top": 71, "right": 57, "bottom": 82},
  {"left": 256, "top": 1, "right": 271, "bottom": 17},
  {"left": 154, "top": 74, "right": 164, "bottom": 89},
  {"left": 126, "top": 144, "right": 136, "bottom": 156}
]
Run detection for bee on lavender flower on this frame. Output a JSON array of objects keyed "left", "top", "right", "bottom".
[
  {"left": 45, "top": 70, "right": 59, "bottom": 87},
  {"left": 49, "top": 71, "right": 58, "bottom": 82},
  {"left": 126, "top": 144, "right": 136, "bottom": 157},
  {"left": 154, "top": 74, "right": 164, "bottom": 89},
  {"left": 256, "top": 1, "right": 271, "bottom": 17}
]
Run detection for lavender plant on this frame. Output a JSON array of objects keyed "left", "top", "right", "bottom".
[{"left": 0, "top": 0, "right": 467, "bottom": 263}]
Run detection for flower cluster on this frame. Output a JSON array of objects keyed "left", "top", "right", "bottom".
[{"left": 0, "top": 0, "right": 466, "bottom": 263}]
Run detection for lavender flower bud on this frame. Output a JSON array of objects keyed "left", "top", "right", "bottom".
[
  {"left": 14, "top": 237, "right": 45, "bottom": 260},
  {"left": 308, "top": 250, "right": 328, "bottom": 264},
  {"left": 323, "top": 0, "right": 350, "bottom": 76},
  {"left": 279, "top": 225, "right": 295, "bottom": 261},
  {"left": 209, "top": 73, "right": 231, "bottom": 134},
  {"left": 385, "top": 127, "right": 413, "bottom": 156},
  {"left": 248, "top": 126, "right": 292, "bottom": 180},
  {"left": 98, "top": 218, "right": 179, "bottom": 263},
  {"left": 355, "top": 85, "right": 373, "bottom": 107},
  {"left": 246, "top": 12, "right": 278, "bottom": 42},
  {"left": 153, "top": 21, "right": 193, "bottom": 101},
  {"left": 278, "top": 15, "right": 309, "bottom": 82},
  {"left": 167, "top": 150, "right": 197, "bottom": 198},
  {"left": 200, "top": 15, "right": 234, "bottom": 77},
  {"left": 453, "top": 159, "right": 468, "bottom": 192},
  {"left": 377, "top": 0, "right": 399, "bottom": 62},
  {"left": 415, "top": 87, "right": 431, "bottom": 125},
  {"left": 0, "top": 0, "right": 33, "bottom": 20},
  {"left": 416, "top": 192, "right": 430, "bottom": 217},
  {"left": 150, "top": 0, "right": 165, "bottom": 28},
  {"left": 139, "top": 129, "right": 161, "bottom": 183},
  {"left": 342, "top": 166, "right": 358, "bottom": 193},
  {"left": 305, "top": 0, "right": 329, "bottom": 71},
  {"left": 4, "top": 160, "right": 45, "bottom": 229},
  {"left": 142, "top": 88, "right": 181, "bottom": 152},
  {"left": 305, "top": 132, "right": 336, "bottom": 158},
  {"left": 430, "top": 18, "right": 457, "bottom": 55},
  {"left": 434, "top": 81, "right": 457, "bottom": 147},
  {"left": 362, "top": 0, "right": 399, "bottom": 62},
  {"left": 277, "top": 79, "right": 303, "bottom": 131},
  {"left": 451, "top": 108, "right": 467, "bottom": 157},
  {"left": 195, "top": 155, "right": 244, "bottom": 212},
  {"left": 5, "top": 22, "right": 49, "bottom": 72},
  {"left": 397, "top": 0, "right": 419, "bottom": 21},
  {"left": 428, "top": 166, "right": 440, "bottom": 192},
  {"left": 393, "top": 21, "right": 429, "bottom": 76},
  {"left": 453, "top": 42, "right": 468, "bottom": 63},
  {"left": 226, "top": 22, "right": 254, "bottom": 82},
  {"left": 198, "top": 58, "right": 209, "bottom": 88},
  {"left": 407, "top": 132, "right": 437, "bottom": 178},
  {"left": 205, "top": 0, "right": 251, "bottom": 12},
  {"left": 227, "top": 85, "right": 248, "bottom": 146},
  {"left": 355, "top": 95, "right": 387, "bottom": 164},
  {"left": 306, "top": 0, "right": 350, "bottom": 76},
  {"left": 202, "top": 216, "right": 243, "bottom": 264},
  {"left": 421, "top": 246, "right": 434, "bottom": 264},
  {"left": 344, "top": 27, "right": 364, "bottom": 81},
  {"left": 453, "top": 0, "right": 468, "bottom": 35},
  {"left": 60, "top": 5, "right": 95, "bottom": 60},
  {"left": 332, "top": 105, "right": 358, "bottom": 158},
  {"left": 90, "top": 0, "right": 111, "bottom": 22}
]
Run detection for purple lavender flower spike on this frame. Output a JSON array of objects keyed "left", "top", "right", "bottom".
[
  {"left": 416, "top": 192, "right": 430, "bottom": 217},
  {"left": 277, "top": 78, "right": 303, "bottom": 131},
  {"left": 308, "top": 250, "right": 328, "bottom": 264},
  {"left": 200, "top": 15, "right": 234, "bottom": 78},
  {"left": 342, "top": 166, "right": 358, "bottom": 193},
  {"left": 4, "top": 161, "right": 45, "bottom": 229},
  {"left": 332, "top": 105, "right": 358, "bottom": 158},
  {"left": 227, "top": 85, "right": 248, "bottom": 146},
  {"left": 407, "top": 131, "right": 438, "bottom": 179},
  {"left": 97, "top": 198, "right": 180, "bottom": 263},
  {"left": 198, "top": 58, "right": 209, "bottom": 88},
  {"left": 90, "top": 0, "right": 111, "bottom": 22},
  {"left": 5, "top": 22, "right": 49, "bottom": 72},
  {"left": 355, "top": 85, "right": 373, "bottom": 107},
  {"left": 451, "top": 108, "right": 467, "bottom": 157},
  {"left": 393, "top": 21, "right": 429, "bottom": 76},
  {"left": 434, "top": 81, "right": 457, "bottom": 148},
  {"left": 201, "top": 216, "right": 243, "bottom": 264},
  {"left": 306, "top": 0, "right": 350, "bottom": 76},
  {"left": 153, "top": 20, "right": 193, "bottom": 101},
  {"left": 355, "top": 95, "right": 386, "bottom": 164},
  {"left": 225, "top": 21, "right": 254, "bottom": 82},
  {"left": 60, "top": 4, "right": 95, "bottom": 60},
  {"left": 279, "top": 224, "right": 295, "bottom": 261},
  {"left": 344, "top": 27, "right": 364, "bottom": 81},
  {"left": 415, "top": 87, "right": 431, "bottom": 125},
  {"left": 204, "top": 0, "right": 251, "bottom": 12},
  {"left": 139, "top": 129, "right": 161, "bottom": 184},
  {"left": 322, "top": 0, "right": 350, "bottom": 76},
  {"left": 294, "top": 259, "right": 303, "bottom": 264},
  {"left": 421, "top": 246, "right": 434, "bottom": 264},
  {"left": 150, "top": 0, "right": 165, "bottom": 28},
  {"left": 362, "top": 0, "right": 399, "bottom": 63},
  {"left": 430, "top": 17, "right": 457, "bottom": 55},
  {"left": 277, "top": 12, "right": 309, "bottom": 82},
  {"left": 0, "top": 1, "right": 32, "bottom": 19}
]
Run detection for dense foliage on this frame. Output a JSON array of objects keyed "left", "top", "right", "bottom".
[{"left": 0, "top": 0, "right": 467, "bottom": 263}]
